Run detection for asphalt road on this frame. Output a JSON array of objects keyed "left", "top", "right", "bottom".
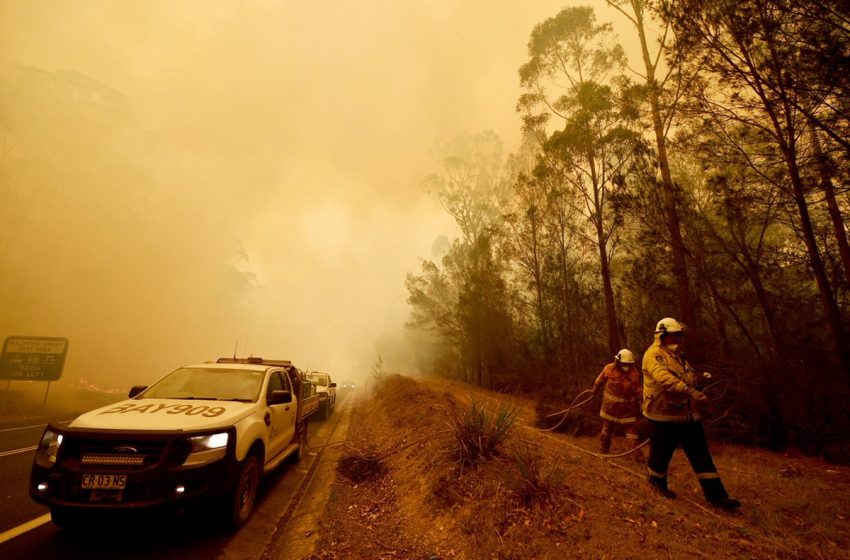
[
  {"left": 0, "top": 393, "right": 351, "bottom": 559},
  {"left": 0, "top": 421, "right": 74, "bottom": 533}
]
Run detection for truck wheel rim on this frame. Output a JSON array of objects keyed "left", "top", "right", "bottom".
[{"left": 238, "top": 461, "right": 257, "bottom": 518}]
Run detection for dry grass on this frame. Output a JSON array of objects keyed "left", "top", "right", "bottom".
[
  {"left": 336, "top": 451, "right": 388, "bottom": 484},
  {"left": 446, "top": 398, "right": 519, "bottom": 469},
  {"left": 500, "top": 443, "right": 564, "bottom": 507},
  {"left": 308, "top": 374, "right": 850, "bottom": 560}
]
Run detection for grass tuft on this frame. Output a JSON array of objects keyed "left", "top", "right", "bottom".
[
  {"left": 447, "top": 399, "right": 519, "bottom": 469},
  {"left": 502, "top": 444, "right": 562, "bottom": 507}
]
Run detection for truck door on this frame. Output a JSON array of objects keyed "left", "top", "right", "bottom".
[
  {"left": 265, "top": 371, "right": 294, "bottom": 460},
  {"left": 279, "top": 370, "right": 297, "bottom": 444}
]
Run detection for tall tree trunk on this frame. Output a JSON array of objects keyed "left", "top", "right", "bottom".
[
  {"left": 810, "top": 123, "right": 850, "bottom": 287},
  {"left": 743, "top": 255, "right": 783, "bottom": 356},
  {"left": 705, "top": 273, "right": 764, "bottom": 360},
  {"left": 633, "top": 1, "right": 698, "bottom": 346},
  {"left": 758, "top": 15, "right": 850, "bottom": 377},
  {"left": 784, "top": 144, "right": 850, "bottom": 374},
  {"left": 529, "top": 218, "right": 550, "bottom": 369},
  {"left": 597, "top": 223, "right": 620, "bottom": 355},
  {"left": 690, "top": 229, "right": 733, "bottom": 359},
  {"left": 560, "top": 239, "right": 578, "bottom": 376}
]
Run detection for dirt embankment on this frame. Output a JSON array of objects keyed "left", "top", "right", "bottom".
[{"left": 306, "top": 374, "right": 850, "bottom": 560}]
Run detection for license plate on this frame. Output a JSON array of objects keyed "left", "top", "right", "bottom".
[{"left": 81, "top": 474, "right": 127, "bottom": 490}]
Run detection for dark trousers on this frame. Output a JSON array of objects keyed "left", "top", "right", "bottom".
[{"left": 647, "top": 420, "right": 729, "bottom": 501}]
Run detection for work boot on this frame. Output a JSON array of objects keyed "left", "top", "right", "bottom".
[
  {"left": 709, "top": 497, "right": 741, "bottom": 510},
  {"left": 648, "top": 477, "right": 676, "bottom": 499},
  {"left": 627, "top": 437, "right": 643, "bottom": 462},
  {"left": 699, "top": 476, "right": 735, "bottom": 508},
  {"left": 600, "top": 434, "right": 611, "bottom": 454}
]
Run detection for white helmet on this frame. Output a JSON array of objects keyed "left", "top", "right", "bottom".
[
  {"left": 655, "top": 317, "right": 686, "bottom": 334},
  {"left": 615, "top": 348, "right": 635, "bottom": 364}
]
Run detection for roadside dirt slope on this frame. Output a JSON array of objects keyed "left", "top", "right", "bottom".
[{"left": 305, "top": 374, "right": 850, "bottom": 560}]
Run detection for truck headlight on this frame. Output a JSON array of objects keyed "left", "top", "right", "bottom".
[
  {"left": 183, "top": 432, "right": 229, "bottom": 466},
  {"left": 189, "top": 432, "right": 229, "bottom": 451},
  {"left": 35, "top": 428, "right": 63, "bottom": 466}
]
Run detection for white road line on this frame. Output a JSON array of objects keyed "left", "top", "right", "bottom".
[
  {"left": 0, "top": 420, "right": 72, "bottom": 433},
  {"left": 0, "top": 424, "right": 46, "bottom": 433},
  {"left": 0, "top": 514, "right": 51, "bottom": 545},
  {"left": 0, "top": 445, "right": 37, "bottom": 458}
]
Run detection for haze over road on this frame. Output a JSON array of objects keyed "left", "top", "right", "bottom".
[{"left": 0, "top": 0, "right": 631, "bottom": 391}]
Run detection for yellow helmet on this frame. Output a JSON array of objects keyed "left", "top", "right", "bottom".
[{"left": 655, "top": 317, "right": 686, "bottom": 334}]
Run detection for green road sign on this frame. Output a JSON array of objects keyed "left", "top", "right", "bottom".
[{"left": 0, "top": 336, "right": 69, "bottom": 381}]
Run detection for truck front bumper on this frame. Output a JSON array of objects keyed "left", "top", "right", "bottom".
[{"left": 30, "top": 425, "right": 240, "bottom": 511}]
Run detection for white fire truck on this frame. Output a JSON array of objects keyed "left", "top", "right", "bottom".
[{"left": 30, "top": 357, "right": 319, "bottom": 529}]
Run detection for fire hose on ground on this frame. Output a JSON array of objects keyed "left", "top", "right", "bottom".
[
  {"left": 534, "top": 388, "right": 650, "bottom": 458},
  {"left": 538, "top": 372, "right": 721, "bottom": 459}
]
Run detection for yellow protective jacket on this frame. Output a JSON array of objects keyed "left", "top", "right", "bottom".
[
  {"left": 641, "top": 334, "right": 703, "bottom": 422},
  {"left": 593, "top": 362, "right": 642, "bottom": 424}
]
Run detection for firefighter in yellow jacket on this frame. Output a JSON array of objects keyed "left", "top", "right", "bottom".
[
  {"left": 593, "top": 349, "right": 643, "bottom": 458},
  {"left": 642, "top": 317, "right": 741, "bottom": 509}
]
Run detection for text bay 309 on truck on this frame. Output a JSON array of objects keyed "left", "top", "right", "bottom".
[{"left": 30, "top": 357, "right": 319, "bottom": 529}]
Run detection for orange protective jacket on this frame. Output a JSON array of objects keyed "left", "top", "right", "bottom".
[{"left": 593, "top": 362, "right": 643, "bottom": 424}]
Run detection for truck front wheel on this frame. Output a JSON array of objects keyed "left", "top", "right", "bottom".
[
  {"left": 224, "top": 454, "right": 260, "bottom": 529},
  {"left": 50, "top": 507, "right": 78, "bottom": 528}
]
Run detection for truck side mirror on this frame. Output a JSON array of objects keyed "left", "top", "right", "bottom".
[
  {"left": 268, "top": 390, "right": 292, "bottom": 405},
  {"left": 129, "top": 385, "right": 148, "bottom": 398},
  {"left": 329, "top": 383, "right": 337, "bottom": 388}
]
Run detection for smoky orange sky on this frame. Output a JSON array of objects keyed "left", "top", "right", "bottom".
[{"left": 0, "top": 1, "right": 643, "bottom": 390}]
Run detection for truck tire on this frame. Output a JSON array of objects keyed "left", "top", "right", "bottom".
[
  {"left": 321, "top": 400, "right": 330, "bottom": 420},
  {"left": 291, "top": 422, "right": 309, "bottom": 463},
  {"left": 223, "top": 454, "right": 260, "bottom": 530},
  {"left": 50, "top": 507, "right": 77, "bottom": 528}
]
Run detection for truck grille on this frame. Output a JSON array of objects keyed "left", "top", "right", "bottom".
[
  {"left": 62, "top": 438, "right": 175, "bottom": 470},
  {"left": 81, "top": 454, "right": 146, "bottom": 466}
]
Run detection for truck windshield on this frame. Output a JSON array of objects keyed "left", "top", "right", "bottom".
[
  {"left": 307, "top": 374, "right": 328, "bottom": 386},
  {"left": 140, "top": 368, "right": 264, "bottom": 402}
]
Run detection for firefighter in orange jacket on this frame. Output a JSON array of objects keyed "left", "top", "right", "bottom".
[
  {"left": 593, "top": 349, "right": 643, "bottom": 457},
  {"left": 642, "top": 317, "right": 741, "bottom": 510}
]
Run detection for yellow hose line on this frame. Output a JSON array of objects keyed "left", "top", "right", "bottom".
[{"left": 536, "top": 388, "right": 650, "bottom": 457}]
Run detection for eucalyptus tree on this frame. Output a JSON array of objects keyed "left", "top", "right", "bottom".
[
  {"left": 605, "top": 0, "right": 699, "bottom": 341},
  {"left": 410, "top": 131, "right": 513, "bottom": 387},
  {"left": 750, "top": 0, "right": 850, "bottom": 154},
  {"left": 663, "top": 0, "right": 850, "bottom": 375},
  {"left": 676, "top": 138, "right": 787, "bottom": 360},
  {"left": 423, "top": 131, "right": 506, "bottom": 247},
  {"left": 519, "top": 6, "right": 641, "bottom": 355},
  {"left": 502, "top": 138, "right": 553, "bottom": 366}
]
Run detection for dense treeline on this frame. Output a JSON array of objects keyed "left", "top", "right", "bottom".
[{"left": 406, "top": 0, "right": 850, "bottom": 460}]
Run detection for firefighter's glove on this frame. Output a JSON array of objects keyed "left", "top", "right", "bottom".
[{"left": 692, "top": 390, "right": 709, "bottom": 403}]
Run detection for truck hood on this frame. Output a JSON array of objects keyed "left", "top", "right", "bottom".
[{"left": 69, "top": 398, "right": 255, "bottom": 432}]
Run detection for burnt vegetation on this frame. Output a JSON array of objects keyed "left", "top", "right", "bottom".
[{"left": 407, "top": 0, "right": 850, "bottom": 464}]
